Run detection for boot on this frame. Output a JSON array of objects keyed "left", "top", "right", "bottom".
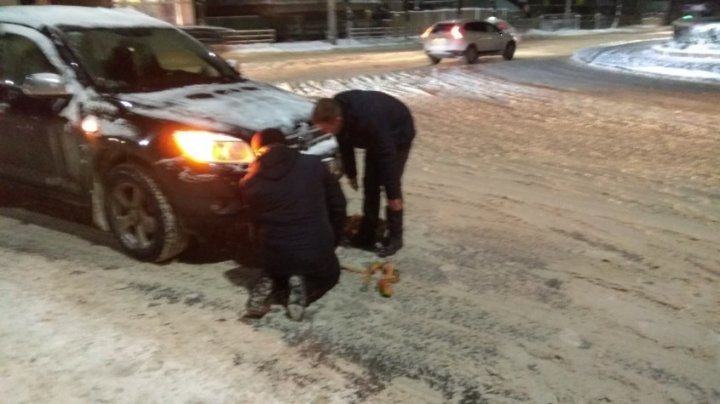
[
  {"left": 377, "top": 208, "right": 403, "bottom": 258},
  {"left": 350, "top": 215, "right": 378, "bottom": 251},
  {"left": 244, "top": 276, "right": 274, "bottom": 319},
  {"left": 286, "top": 275, "right": 307, "bottom": 321}
]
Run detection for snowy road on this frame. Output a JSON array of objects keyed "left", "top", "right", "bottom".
[
  {"left": 2, "top": 32, "right": 719, "bottom": 403},
  {"left": 234, "top": 29, "right": 673, "bottom": 84}
]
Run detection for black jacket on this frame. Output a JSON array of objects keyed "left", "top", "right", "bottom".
[
  {"left": 239, "top": 145, "right": 346, "bottom": 277},
  {"left": 334, "top": 90, "right": 415, "bottom": 200}
]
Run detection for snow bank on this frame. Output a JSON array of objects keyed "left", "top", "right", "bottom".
[
  {"left": 524, "top": 26, "right": 664, "bottom": 39},
  {"left": 574, "top": 39, "right": 720, "bottom": 83},
  {"left": 224, "top": 38, "right": 418, "bottom": 55},
  {"left": 629, "top": 65, "right": 720, "bottom": 80},
  {"left": 652, "top": 42, "right": 720, "bottom": 57},
  {"left": 655, "top": 22, "right": 720, "bottom": 56}
]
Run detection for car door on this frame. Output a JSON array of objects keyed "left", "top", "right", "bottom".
[
  {"left": 0, "top": 23, "right": 86, "bottom": 195},
  {"left": 483, "top": 22, "right": 505, "bottom": 51},
  {"left": 467, "top": 21, "right": 492, "bottom": 52}
]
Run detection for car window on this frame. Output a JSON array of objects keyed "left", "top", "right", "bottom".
[
  {"left": 431, "top": 23, "right": 455, "bottom": 34},
  {"left": 61, "top": 27, "right": 238, "bottom": 93},
  {"left": 484, "top": 23, "right": 500, "bottom": 33},
  {"left": 467, "top": 22, "right": 485, "bottom": 32},
  {"left": 0, "top": 33, "right": 57, "bottom": 86}
]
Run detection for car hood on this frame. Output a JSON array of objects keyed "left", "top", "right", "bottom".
[{"left": 116, "top": 80, "right": 314, "bottom": 136}]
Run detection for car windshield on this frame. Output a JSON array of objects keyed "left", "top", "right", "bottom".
[{"left": 61, "top": 27, "right": 240, "bottom": 93}]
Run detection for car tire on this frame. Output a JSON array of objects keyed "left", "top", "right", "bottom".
[
  {"left": 464, "top": 45, "right": 479, "bottom": 64},
  {"left": 104, "top": 163, "right": 188, "bottom": 262},
  {"left": 428, "top": 55, "right": 441, "bottom": 65},
  {"left": 503, "top": 42, "right": 516, "bottom": 61}
]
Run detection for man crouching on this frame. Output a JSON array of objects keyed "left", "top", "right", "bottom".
[{"left": 239, "top": 128, "right": 347, "bottom": 321}]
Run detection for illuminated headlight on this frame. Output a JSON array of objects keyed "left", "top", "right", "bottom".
[
  {"left": 81, "top": 115, "right": 99, "bottom": 135},
  {"left": 173, "top": 130, "right": 255, "bottom": 164}
]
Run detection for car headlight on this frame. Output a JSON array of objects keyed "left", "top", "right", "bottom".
[{"left": 173, "top": 130, "right": 255, "bottom": 164}]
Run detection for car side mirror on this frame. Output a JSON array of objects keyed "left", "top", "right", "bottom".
[{"left": 21, "top": 73, "right": 70, "bottom": 97}]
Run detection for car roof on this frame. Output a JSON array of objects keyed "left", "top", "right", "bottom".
[
  {"left": 432, "top": 20, "right": 465, "bottom": 25},
  {"left": 432, "top": 19, "right": 484, "bottom": 25},
  {"left": 433, "top": 18, "right": 506, "bottom": 24},
  {"left": 0, "top": 5, "right": 172, "bottom": 30}
]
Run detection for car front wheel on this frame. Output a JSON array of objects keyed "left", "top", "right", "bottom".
[
  {"left": 503, "top": 42, "right": 516, "bottom": 61},
  {"left": 428, "top": 55, "right": 441, "bottom": 65},
  {"left": 105, "top": 163, "right": 188, "bottom": 262}
]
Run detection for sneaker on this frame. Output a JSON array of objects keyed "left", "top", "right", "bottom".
[{"left": 286, "top": 275, "right": 307, "bottom": 321}]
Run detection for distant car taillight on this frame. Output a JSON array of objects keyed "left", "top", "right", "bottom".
[{"left": 450, "top": 25, "right": 463, "bottom": 39}]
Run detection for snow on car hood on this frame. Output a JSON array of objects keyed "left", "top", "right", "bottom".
[
  {"left": 0, "top": 6, "right": 171, "bottom": 30},
  {"left": 118, "top": 81, "right": 314, "bottom": 135}
]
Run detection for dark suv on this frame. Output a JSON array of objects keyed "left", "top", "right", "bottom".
[{"left": 0, "top": 6, "right": 338, "bottom": 262}]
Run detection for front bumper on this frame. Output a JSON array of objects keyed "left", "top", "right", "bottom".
[
  {"left": 423, "top": 37, "right": 466, "bottom": 58},
  {"left": 426, "top": 50, "right": 465, "bottom": 58},
  {"left": 154, "top": 136, "right": 340, "bottom": 238},
  {"left": 155, "top": 161, "right": 248, "bottom": 235}
]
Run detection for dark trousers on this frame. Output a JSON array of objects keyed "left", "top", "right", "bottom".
[
  {"left": 363, "top": 144, "right": 411, "bottom": 224},
  {"left": 266, "top": 254, "right": 341, "bottom": 306}
]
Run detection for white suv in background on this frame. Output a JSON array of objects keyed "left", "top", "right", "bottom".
[{"left": 421, "top": 19, "right": 518, "bottom": 64}]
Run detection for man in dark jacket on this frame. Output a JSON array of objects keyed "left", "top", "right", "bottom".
[
  {"left": 311, "top": 90, "right": 415, "bottom": 257},
  {"left": 239, "top": 129, "right": 347, "bottom": 321}
]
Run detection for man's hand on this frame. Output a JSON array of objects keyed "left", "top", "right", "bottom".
[
  {"left": 348, "top": 177, "right": 359, "bottom": 191},
  {"left": 387, "top": 198, "right": 403, "bottom": 211}
]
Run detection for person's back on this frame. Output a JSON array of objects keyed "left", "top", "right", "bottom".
[
  {"left": 312, "top": 90, "right": 415, "bottom": 257},
  {"left": 242, "top": 146, "right": 337, "bottom": 271},
  {"left": 239, "top": 129, "right": 346, "bottom": 320},
  {"left": 334, "top": 90, "right": 415, "bottom": 148}
]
